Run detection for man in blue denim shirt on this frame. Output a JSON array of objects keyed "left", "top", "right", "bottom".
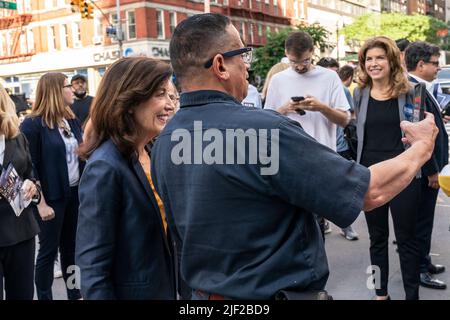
[{"left": 151, "top": 13, "right": 438, "bottom": 299}]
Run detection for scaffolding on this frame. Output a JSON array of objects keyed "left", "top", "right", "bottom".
[{"left": 0, "top": 0, "right": 33, "bottom": 62}]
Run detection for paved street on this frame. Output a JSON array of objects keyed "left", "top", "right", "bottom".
[
  {"left": 325, "top": 191, "right": 450, "bottom": 300},
  {"left": 41, "top": 192, "right": 450, "bottom": 300}
]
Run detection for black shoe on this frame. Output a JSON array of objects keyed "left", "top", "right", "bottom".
[
  {"left": 420, "top": 272, "right": 447, "bottom": 290},
  {"left": 428, "top": 264, "right": 445, "bottom": 275}
]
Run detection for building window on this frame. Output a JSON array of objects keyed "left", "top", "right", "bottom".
[
  {"left": 127, "top": 11, "right": 136, "bottom": 40},
  {"left": 61, "top": 24, "right": 69, "bottom": 49},
  {"left": 266, "top": 25, "right": 271, "bottom": 35},
  {"left": 72, "top": 22, "right": 81, "bottom": 46},
  {"left": 249, "top": 23, "right": 254, "bottom": 43},
  {"left": 169, "top": 12, "right": 177, "bottom": 35},
  {"left": 27, "top": 28, "right": 34, "bottom": 52},
  {"left": 240, "top": 22, "right": 245, "bottom": 40},
  {"left": 20, "top": 30, "right": 27, "bottom": 54},
  {"left": 48, "top": 25, "right": 57, "bottom": 51},
  {"left": 294, "top": 0, "right": 299, "bottom": 18},
  {"left": 94, "top": 17, "right": 103, "bottom": 37},
  {"left": 156, "top": 10, "right": 165, "bottom": 39},
  {"left": 258, "top": 23, "right": 263, "bottom": 37}
]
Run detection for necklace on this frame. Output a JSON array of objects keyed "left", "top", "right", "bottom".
[{"left": 59, "top": 120, "right": 73, "bottom": 138}]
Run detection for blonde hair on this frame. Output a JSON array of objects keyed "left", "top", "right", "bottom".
[
  {"left": 261, "top": 62, "right": 289, "bottom": 99},
  {"left": 31, "top": 72, "right": 75, "bottom": 128},
  {"left": 0, "top": 82, "right": 19, "bottom": 139},
  {"left": 357, "top": 36, "right": 411, "bottom": 98}
]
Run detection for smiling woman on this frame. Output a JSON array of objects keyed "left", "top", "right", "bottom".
[
  {"left": 354, "top": 36, "right": 422, "bottom": 301},
  {"left": 75, "top": 57, "right": 176, "bottom": 300}
]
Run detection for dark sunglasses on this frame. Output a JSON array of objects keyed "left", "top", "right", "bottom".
[{"left": 204, "top": 47, "right": 253, "bottom": 68}]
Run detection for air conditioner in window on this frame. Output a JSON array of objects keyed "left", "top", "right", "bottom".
[
  {"left": 92, "top": 35, "right": 103, "bottom": 45},
  {"left": 73, "top": 41, "right": 82, "bottom": 48}
]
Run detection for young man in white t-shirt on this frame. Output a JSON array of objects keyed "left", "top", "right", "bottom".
[
  {"left": 265, "top": 31, "right": 351, "bottom": 239},
  {"left": 265, "top": 31, "right": 351, "bottom": 151}
]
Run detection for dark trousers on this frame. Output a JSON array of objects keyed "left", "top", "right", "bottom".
[
  {"left": 364, "top": 179, "right": 421, "bottom": 300},
  {"left": 0, "top": 238, "right": 35, "bottom": 300},
  {"left": 416, "top": 176, "right": 439, "bottom": 273},
  {"left": 35, "top": 186, "right": 81, "bottom": 300}
]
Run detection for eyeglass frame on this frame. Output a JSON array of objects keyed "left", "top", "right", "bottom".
[
  {"left": 204, "top": 47, "right": 253, "bottom": 69},
  {"left": 288, "top": 58, "right": 313, "bottom": 67},
  {"left": 63, "top": 84, "right": 74, "bottom": 89},
  {"left": 424, "top": 60, "right": 440, "bottom": 67}
]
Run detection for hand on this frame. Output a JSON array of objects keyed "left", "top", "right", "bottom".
[
  {"left": 428, "top": 173, "right": 440, "bottom": 189},
  {"left": 37, "top": 203, "right": 55, "bottom": 221},
  {"left": 443, "top": 115, "right": 450, "bottom": 124},
  {"left": 297, "top": 96, "right": 326, "bottom": 112},
  {"left": 277, "top": 100, "right": 303, "bottom": 115},
  {"left": 21, "top": 179, "right": 37, "bottom": 201},
  {"left": 400, "top": 112, "right": 438, "bottom": 157}
]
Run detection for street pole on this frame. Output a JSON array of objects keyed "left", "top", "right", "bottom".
[
  {"left": 116, "top": 0, "right": 123, "bottom": 58},
  {"left": 204, "top": 0, "right": 210, "bottom": 13},
  {"left": 336, "top": 20, "right": 339, "bottom": 63}
]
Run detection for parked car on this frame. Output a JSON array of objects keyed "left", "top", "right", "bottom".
[{"left": 437, "top": 66, "right": 450, "bottom": 94}]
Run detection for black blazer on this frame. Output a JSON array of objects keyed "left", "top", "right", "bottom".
[
  {"left": 75, "top": 139, "right": 175, "bottom": 300},
  {"left": 406, "top": 77, "right": 449, "bottom": 176},
  {"left": 0, "top": 133, "right": 39, "bottom": 247},
  {"left": 20, "top": 116, "right": 84, "bottom": 202}
]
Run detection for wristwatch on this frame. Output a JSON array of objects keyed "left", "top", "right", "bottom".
[{"left": 29, "top": 179, "right": 42, "bottom": 205}]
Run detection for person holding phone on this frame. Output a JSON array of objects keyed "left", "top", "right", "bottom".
[
  {"left": 265, "top": 32, "right": 351, "bottom": 237},
  {"left": 265, "top": 32, "right": 351, "bottom": 151}
]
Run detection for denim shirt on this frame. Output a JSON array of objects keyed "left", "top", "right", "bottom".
[{"left": 151, "top": 90, "right": 370, "bottom": 299}]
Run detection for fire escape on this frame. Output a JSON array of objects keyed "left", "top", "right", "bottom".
[
  {"left": 225, "top": 0, "right": 293, "bottom": 26},
  {"left": 0, "top": 0, "right": 34, "bottom": 63}
]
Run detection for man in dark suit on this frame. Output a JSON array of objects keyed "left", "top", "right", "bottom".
[
  {"left": 405, "top": 41, "right": 448, "bottom": 290},
  {"left": 70, "top": 74, "right": 93, "bottom": 126}
]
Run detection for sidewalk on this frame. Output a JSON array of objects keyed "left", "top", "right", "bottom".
[{"left": 325, "top": 191, "right": 450, "bottom": 300}]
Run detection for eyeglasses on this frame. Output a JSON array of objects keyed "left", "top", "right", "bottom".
[
  {"left": 425, "top": 61, "right": 440, "bottom": 67},
  {"left": 204, "top": 47, "right": 253, "bottom": 68},
  {"left": 289, "top": 58, "right": 313, "bottom": 67},
  {"left": 169, "top": 94, "right": 179, "bottom": 102},
  {"left": 63, "top": 84, "right": 74, "bottom": 89}
]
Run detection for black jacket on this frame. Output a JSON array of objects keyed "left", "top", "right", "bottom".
[
  {"left": 0, "top": 133, "right": 39, "bottom": 247},
  {"left": 76, "top": 139, "right": 175, "bottom": 299}
]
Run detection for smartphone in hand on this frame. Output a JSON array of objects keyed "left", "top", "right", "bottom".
[{"left": 291, "top": 96, "right": 306, "bottom": 115}]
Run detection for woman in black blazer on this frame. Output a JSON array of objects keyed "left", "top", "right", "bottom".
[
  {"left": 0, "top": 84, "right": 40, "bottom": 300},
  {"left": 20, "top": 73, "right": 83, "bottom": 300},
  {"left": 76, "top": 57, "right": 176, "bottom": 299}
]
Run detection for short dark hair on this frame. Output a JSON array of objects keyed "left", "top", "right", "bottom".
[
  {"left": 71, "top": 74, "right": 87, "bottom": 83},
  {"left": 405, "top": 41, "right": 441, "bottom": 72},
  {"left": 338, "top": 65, "right": 354, "bottom": 82},
  {"left": 170, "top": 13, "right": 232, "bottom": 83},
  {"left": 395, "top": 38, "right": 410, "bottom": 52},
  {"left": 285, "top": 31, "right": 314, "bottom": 56},
  {"left": 316, "top": 57, "right": 339, "bottom": 69}
]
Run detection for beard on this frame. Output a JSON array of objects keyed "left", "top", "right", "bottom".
[{"left": 74, "top": 91, "right": 87, "bottom": 99}]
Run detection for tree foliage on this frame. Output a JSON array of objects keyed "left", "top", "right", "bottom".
[
  {"left": 341, "top": 13, "right": 448, "bottom": 46},
  {"left": 252, "top": 23, "right": 331, "bottom": 81}
]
